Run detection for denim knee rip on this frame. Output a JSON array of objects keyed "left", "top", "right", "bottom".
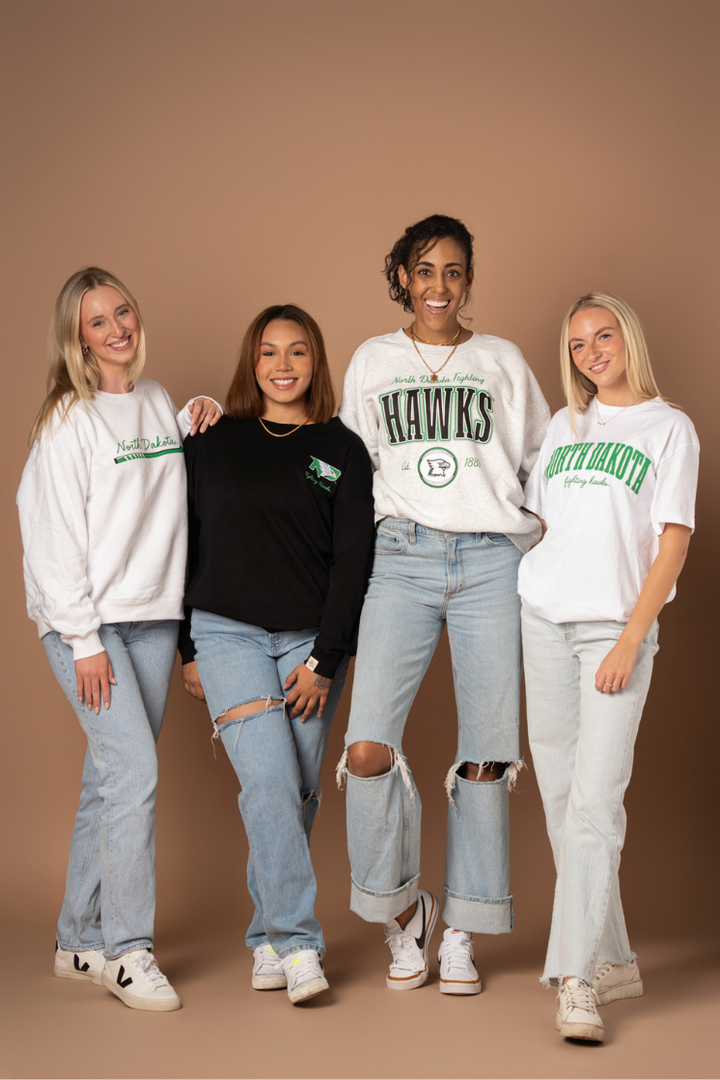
[
  {"left": 211, "top": 695, "right": 285, "bottom": 753},
  {"left": 444, "top": 759, "right": 526, "bottom": 807},
  {"left": 335, "top": 745, "right": 415, "bottom": 799}
]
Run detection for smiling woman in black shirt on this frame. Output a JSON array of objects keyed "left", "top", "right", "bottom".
[{"left": 181, "top": 305, "right": 374, "bottom": 1005}]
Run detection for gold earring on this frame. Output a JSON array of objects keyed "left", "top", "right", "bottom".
[{"left": 81, "top": 344, "right": 89, "bottom": 356}]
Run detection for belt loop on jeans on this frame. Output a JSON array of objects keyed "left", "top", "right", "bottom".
[{"left": 407, "top": 521, "right": 417, "bottom": 544}]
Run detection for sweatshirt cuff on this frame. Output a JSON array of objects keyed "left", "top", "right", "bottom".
[
  {"left": 307, "top": 643, "right": 345, "bottom": 679},
  {"left": 63, "top": 631, "right": 104, "bottom": 661}
]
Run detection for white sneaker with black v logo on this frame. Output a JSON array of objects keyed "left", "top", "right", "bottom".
[
  {"left": 383, "top": 889, "right": 438, "bottom": 990},
  {"left": 101, "top": 949, "right": 181, "bottom": 1012}
]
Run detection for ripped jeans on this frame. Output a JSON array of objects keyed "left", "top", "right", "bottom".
[
  {"left": 191, "top": 609, "right": 349, "bottom": 958},
  {"left": 338, "top": 520, "right": 523, "bottom": 933}
]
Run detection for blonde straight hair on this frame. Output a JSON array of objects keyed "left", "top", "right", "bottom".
[
  {"left": 29, "top": 267, "right": 147, "bottom": 445},
  {"left": 560, "top": 292, "right": 663, "bottom": 432}
]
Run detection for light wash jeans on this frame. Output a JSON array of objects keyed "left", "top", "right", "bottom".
[
  {"left": 43, "top": 620, "right": 179, "bottom": 959},
  {"left": 521, "top": 607, "right": 659, "bottom": 984},
  {"left": 191, "top": 609, "right": 349, "bottom": 959},
  {"left": 339, "top": 519, "right": 523, "bottom": 933}
]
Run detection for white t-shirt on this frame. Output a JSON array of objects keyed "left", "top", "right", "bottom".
[
  {"left": 517, "top": 399, "right": 699, "bottom": 624},
  {"left": 339, "top": 329, "right": 550, "bottom": 551},
  {"left": 17, "top": 379, "right": 201, "bottom": 659}
]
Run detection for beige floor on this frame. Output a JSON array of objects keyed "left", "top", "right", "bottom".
[{"left": 3, "top": 919, "right": 719, "bottom": 1079}]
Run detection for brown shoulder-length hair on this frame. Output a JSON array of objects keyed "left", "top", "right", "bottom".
[{"left": 225, "top": 304, "right": 336, "bottom": 424}]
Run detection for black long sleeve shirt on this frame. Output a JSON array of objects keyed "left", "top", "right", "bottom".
[{"left": 180, "top": 415, "right": 375, "bottom": 677}]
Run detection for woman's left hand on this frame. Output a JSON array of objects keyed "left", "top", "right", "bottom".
[
  {"left": 182, "top": 660, "right": 206, "bottom": 702},
  {"left": 284, "top": 664, "right": 333, "bottom": 721},
  {"left": 595, "top": 638, "right": 640, "bottom": 693},
  {"left": 188, "top": 398, "right": 223, "bottom": 436}
]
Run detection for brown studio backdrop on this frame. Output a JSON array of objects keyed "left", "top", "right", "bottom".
[{"left": 1, "top": 2, "right": 719, "bottom": 1078}]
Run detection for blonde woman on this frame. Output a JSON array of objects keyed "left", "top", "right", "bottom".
[
  {"left": 17, "top": 267, "right": 220, "bottom": 1012},
  {"left": 518, "top": 292, "right": 699, "bottom": 1041}
]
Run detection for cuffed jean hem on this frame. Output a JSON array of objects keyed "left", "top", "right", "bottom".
[
  {"left": 349, "top": 873, "right": 420, "bottom": 923},
  {"left": 442, "top": 890, "right": 514, "bottom": 934}
]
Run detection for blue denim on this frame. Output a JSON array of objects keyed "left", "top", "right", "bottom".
[
  {"left": 521, "top": 608, "right": 659, "bottom": 984},
  {"left": 340, "top": 519, "right": 523, "bottom": 933},
  {"left": 191, "top": 609, "right": 349, "bottom": 959},
  {"left": 43, "top": 621, "right": 179, "bottom": 959}
]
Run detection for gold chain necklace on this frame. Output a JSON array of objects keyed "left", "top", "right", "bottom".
[
  {"left": 258, "top": 416, "right": 310, "bottom": 437},
  {"left": 409, "top": 323, "right": 462, "bottom": 347},
  {"left": 408, "top": 326, "right": 462, "bottom": 382}
]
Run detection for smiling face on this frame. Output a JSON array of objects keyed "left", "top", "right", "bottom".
[
  {"left": 398, "top": 236, "right": 473, "bottom": 343},
  {"left": 79, "top": 285, "right": 140, "bottom": 392},
  {"left": 255, "top": 319, "right": 314, "bottom": 422},
  {"left": 568, "top": 306, "right": 631, "bottom": 405}
]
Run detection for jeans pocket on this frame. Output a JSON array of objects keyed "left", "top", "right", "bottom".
[
  {"left": 484, "top": 532, "right": 512, "bottom": 546},
  {"left": 375, "top": 527, "right": 408, "bottom": 555}
]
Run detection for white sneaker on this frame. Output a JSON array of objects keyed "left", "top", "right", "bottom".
[
  {"left": 280, "top": 949, "right": 328, "bottom": 1004},
  {"left": 593, "top": 958, "right": 643, "bottom": 1005},
  {"left": 101, "top": 949, "right": 181, "bottom": 1012},
  {"left": 437, "top": 928, "right": 482, "bottom": 995},
  {"left": 383, "top": 889, "right": 438, "bottom": 991},
  {"left": 54, "top": 943, "right": 104, "bottom": 985},
  {"left": 252, "top": 944, "right": 287, "bottom": 990},
  {"left": 556, "top": 977, "right": 605, "bottom": 1041}
]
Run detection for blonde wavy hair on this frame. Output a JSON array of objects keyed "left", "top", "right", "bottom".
[
  {"left": 560, "top": 291, "right": 663, "bottom": 430},
  {"left": 29, "top": 267, "right": 146, "bottom": 444}
]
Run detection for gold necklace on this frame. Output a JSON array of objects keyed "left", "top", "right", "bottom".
[
  {"left": 258, "top": 416, "right": 310, "bottom": 437},
  {"left": 594, "top": 397, "right": 639, "bottom": 426},
  {"left": 408, "top": 326, "right": 462, "bottom": 382},
  {"left": 409, "top": 323, "right": 462, "bottom": 347}
]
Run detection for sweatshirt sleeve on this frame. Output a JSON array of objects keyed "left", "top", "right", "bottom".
[
  {"left": 17, "top": 418, "right": 104, "bottom": 660},
  {"left": 339, "top": 349, "right": 381, "bottom": 471},
  {"left": 309, "top": 434, "right": 375, "bottom": 677},
  {"left": 518, "top": 363, "right": 551, "bottom": 486}
]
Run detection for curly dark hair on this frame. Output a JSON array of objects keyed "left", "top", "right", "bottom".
[{"left": 384, "top": 214, "right": 474, "bottom": 313}]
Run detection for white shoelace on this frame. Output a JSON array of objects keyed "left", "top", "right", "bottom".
[
  {"left": 593, "top": 961, "right": 615, "bottom": 980},
  {"left": 561, "top": 978, "right": 597, "bottom": 1014},
  {"left": 385, "top": 930, "right": 421, "bottom": 973},
  {"left": 285, "top": 951, "right": 322, "bottom": 987},
  {"left": 134, "top": 951, "right": 170, "bottom": 987},
  {"left": 442, "top": 932, "right": 473, "bottom": 969}
]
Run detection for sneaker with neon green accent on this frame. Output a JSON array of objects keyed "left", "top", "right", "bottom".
[
  {"left": 280, "top": 949, "right": 328, "bottom": 1004},
  {"left": 252, "top": 944, "right": 287, "bottom": 990}
]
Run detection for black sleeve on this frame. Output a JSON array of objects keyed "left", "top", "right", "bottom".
[
  {"left": 310, "top": 435, "right": 375, "bottom": 677},
  {"left": 178, "top": 435, "right": 199, "bottom": 665}
]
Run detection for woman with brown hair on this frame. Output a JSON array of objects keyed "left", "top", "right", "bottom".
[{"left": 180, "top": 304, "right": 375, "bottom": 1004}]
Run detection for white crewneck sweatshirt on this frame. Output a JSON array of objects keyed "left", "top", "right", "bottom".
[
  {"left": 339, "top": 329, "right": 550, "bottom": 550},
  {"left": 17, "top": 378, "right": 202, "bottom": 659}
]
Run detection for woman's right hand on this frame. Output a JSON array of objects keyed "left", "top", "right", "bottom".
[
  {"left": 182, "top": 661, "right": 206, "bottom": 702},
  {"left": 75, "top": 651, "right": 116, "bottom": 714}
]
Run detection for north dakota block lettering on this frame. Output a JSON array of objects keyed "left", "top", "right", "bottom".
[{"left": 544, "top": 440, "right": 652, "bottom": 494}]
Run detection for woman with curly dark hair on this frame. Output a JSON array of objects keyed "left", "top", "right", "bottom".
[{"left": 336, "top": 214, "right": 549, "bottom": 995}]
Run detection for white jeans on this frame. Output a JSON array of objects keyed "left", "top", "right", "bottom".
[{"left": 521, "top": 608, "right": 659, "bottom": 984}]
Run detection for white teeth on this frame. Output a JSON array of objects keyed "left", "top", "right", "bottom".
[{"left": 426, "top": 300, "right": 449, "bottom": 309}]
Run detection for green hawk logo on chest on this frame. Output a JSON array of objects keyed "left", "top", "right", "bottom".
[{"left": 308, "top": 456, "right": 341, "bottom": 482}]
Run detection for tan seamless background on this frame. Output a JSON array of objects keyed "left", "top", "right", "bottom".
[{"left": 1, "top": 2, "right": 718, "bottom": 1078}]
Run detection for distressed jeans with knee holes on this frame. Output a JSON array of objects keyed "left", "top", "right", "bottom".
[
  {"left": 521, "top": 607, "right": 659, "bottom": 984},
  {"left": 191, "top": 609, "right": 349, "bottom": 958},
  {"left": 337, "top": 519, "right": 524, "bottom": 932}
]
